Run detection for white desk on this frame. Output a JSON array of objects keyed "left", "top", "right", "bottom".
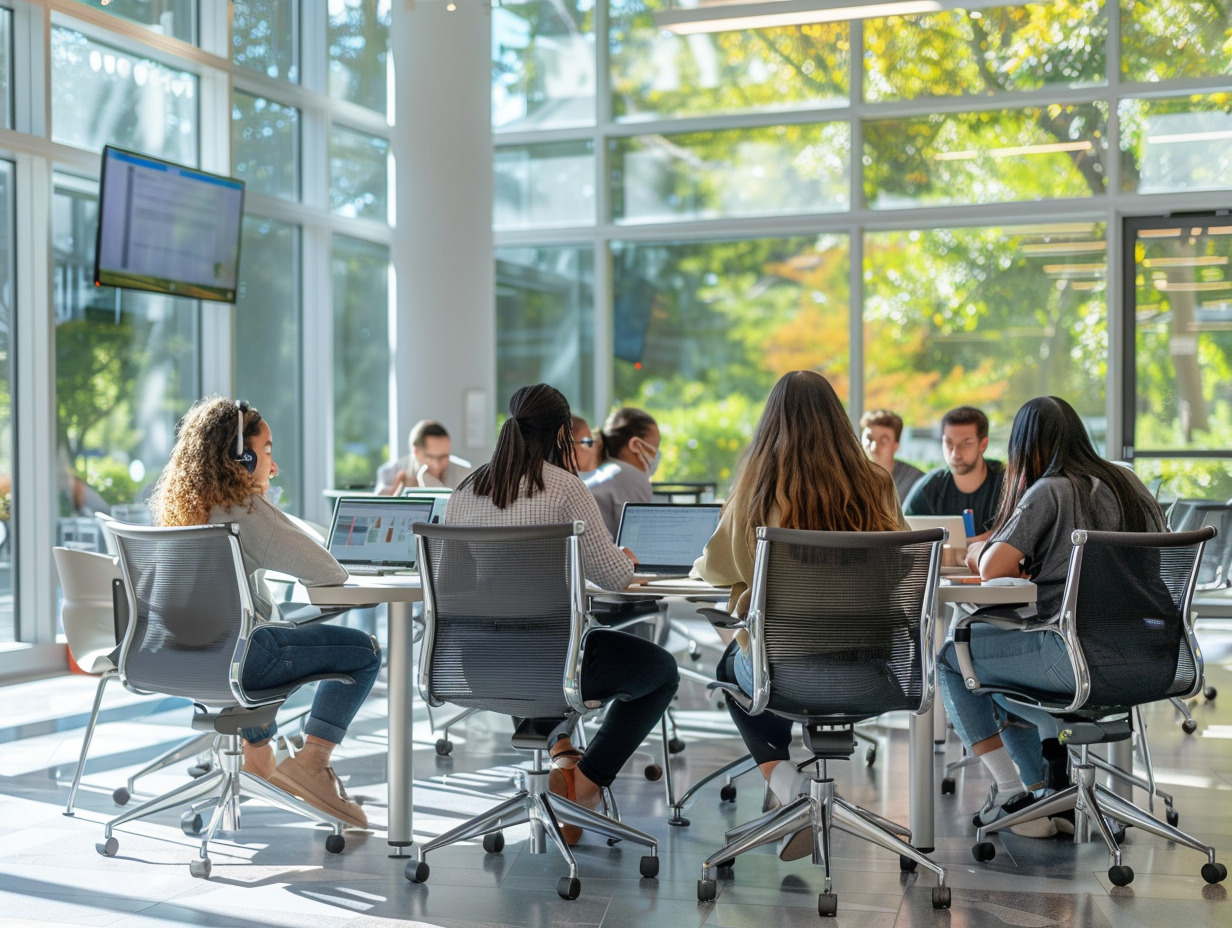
[{"left": 306, "top": 576, "right": 423, "bottom": 850}]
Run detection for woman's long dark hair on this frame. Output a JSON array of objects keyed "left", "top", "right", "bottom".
[
  {"left": 462, "top": 383, "right": 577, "bottom": 509},
  {"left": 993, "top": 396, "right": 1162, "bottom": 533}
]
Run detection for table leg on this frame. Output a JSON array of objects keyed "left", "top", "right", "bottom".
[
  {"left": 387, "top": 600, "right": 414, "bottom": 852},
  {"left": 909, "top": 707, "right": 935, "bottom": 851}
]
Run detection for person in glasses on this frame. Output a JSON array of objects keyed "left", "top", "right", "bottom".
[
  {"left": 571, "top": 415, "right": 600, "bottom": 479},
  {"left": 902, "top": 406, "right": 1004, "bottom": 541},
  {"left": 583, "top": 407, "right": 661, "bottom": 539},
  {"left": 375, "top": 419, "right": 472, "bottom": 494},
  {"left": 860, "top": 409, "right": 925, "bottom": 502}
]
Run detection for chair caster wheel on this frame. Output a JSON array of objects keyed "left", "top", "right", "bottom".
[
  {"left": 483, "top": 831, "right": 505, "bottom": 854},
  {"left": 644, "top": 764, "right": 663, "bottom": 781},
  {"left": 1112, "top": 826, "right": 1127, "bottom": 845},
  {"left": 1205, "top": 685, "right": 1217, "bottom": 700},
  {"left": 405, "top": 860, "right": 430, "bottom": 883},
  {"left": 112, "top": 787, "right": 130, "bottom": 806},
  {"left": 325, "top": 834, "right": 346, "bottom": 854},
  {"left": 668, "top": 737, "right": 686, "bottom": 754},
  {"left": 940, "top": 777, "right": 956, "bottom": 795},
  {"left": 435, "top": 739, "right": 453, "bottom": 756},
  {"left": 668, "top": 812, "right": 691, "bottom": 826},
  {"left": 187, "top": 762, "right": 212, "bottom": 778},
  {"left": 189, "top": 858, "right": 212, "bottom": 879},
  {"left": 932, "top": 886, "right": 952, "bottom": 909},
  {"left": 180, "top": 811, "right": 205, "bottom": 836},
  {"left": 557, "top": 876, "right": 581, "bottom": 900},
  {"left": 719, "top": 784, "right": 737, "bottom": 802},
  {"left": 697, "top": 878, "right": 717, "bottom": 902},
  {"left": 606, "top": 837, "right": 620, "bottom": 847},
  {"left": 639, "top": 855, "right": 659, "bottom": 878},
  {"left": 865, "top": 747, "right": 876, "bottom": 767},
  {"left": 1167, "top": 808, "right": 1179, "bottom": 827},
  {"left": 972, "top": 841, "right": 995, "bottom": 862},
  {"left": 818, "top": 892, "right": 837, "bottom": 917},
  {"left": 1108, "top": 864, "right": 1134, "bottom": 886},
  {"left": 689, "top": 649, "right": 702, "bottom": 662},
  {"left": 98, "top": 837, "right": 119, "bottom": 857},
  {"left": 1182, "top": 719, "right": 1198, "bottom": 734},
  {"left": 899, "top": 855, "right": 917, "bottom": 872},
  {"left": 1201, "top": 862, "right": 1227, "bottom": 884}
]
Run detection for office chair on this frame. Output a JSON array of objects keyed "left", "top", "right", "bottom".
[
  {"left": 95, "top": 522, "right": 356, "bottom": 878},
  {"left": 403, "top": 521, "right": 658, "bottom": 901},
  {"left": 952, "top": 527, "right": 1227, "bottom": 889},
  {"left": 696, "top": 526, "right": 952, "bottom": 916}
]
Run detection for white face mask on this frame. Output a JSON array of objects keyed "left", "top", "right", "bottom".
[{"left": 638, "top": 440, "right": 661, "bottom": 478}]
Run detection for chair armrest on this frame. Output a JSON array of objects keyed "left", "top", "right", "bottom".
[
  {"left": 950, "top": 610, "right": 1057, "bottom": 691},
  {"left": 707, "top": 680, "right": 752, "bottom": 712},
  {"left": 280, "top": 604, "right": 355, "bottom": 626},
  {"left": 698, "top": 606, "right": 744, "bottom": 630}
]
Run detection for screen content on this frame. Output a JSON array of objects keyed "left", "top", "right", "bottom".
[
  {"left": 328, "top": 500, "right": 433, "bottom": 566},
  {"left": 618, "top": 506, "right": 722, "bottom": 568},
  {"left": 94, "top": 146, "right": 245, "bottom": 302}
]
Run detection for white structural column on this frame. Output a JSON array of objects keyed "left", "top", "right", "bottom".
[{"left": 390, "top": 2, "right": 496, "bottom": 468}]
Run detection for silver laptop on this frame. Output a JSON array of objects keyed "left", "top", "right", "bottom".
[
  {"left": 616, "top": 503, "right": 723, "bottom": 581},
  {"left": 904, "top": 515, "right": 969, "bottom": 574},
  {"left": 326, "top": 496, "right": 434, "bottom": 575},
  {"left": 401, "top": 489, "right": 450, "bottom": 525}
]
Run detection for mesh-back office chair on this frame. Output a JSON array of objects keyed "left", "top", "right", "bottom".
[
  {"left": 697, "top": 527, "right": 951, "bottom": 917},
  {"left": 403, "top": 521, "right": 659, "bottom": 901},
  {"left": 96, "top": 522, "right": 355, "bottom": 878},
  {"left": 952, "top": 527, "right": 1227, "bottom": 889}
]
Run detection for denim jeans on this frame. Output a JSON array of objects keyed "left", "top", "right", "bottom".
[
  {"left": 938, "top": 624, "right": 1074, "bottom": 788},
  {"left": 717, "top": 641, "right": 794, "bottom": 766},
  {"left": 240, "top": 622, "right": 382, "bottom": 745}
]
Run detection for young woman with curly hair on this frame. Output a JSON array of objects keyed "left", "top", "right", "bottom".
[{"left": 149, "top": 395, "right": 381, "bottom": 829}]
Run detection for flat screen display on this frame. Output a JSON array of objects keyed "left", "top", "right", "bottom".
[{"left": 93, "top": 146, "right": 245, "bottom": 303}]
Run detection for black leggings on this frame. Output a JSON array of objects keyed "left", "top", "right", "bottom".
[
  {"left": 716, "top": 641, "right": 793, "bottom": 766},
  {"left": 575, "top": 629, "right": 680, "bottom": 787}
]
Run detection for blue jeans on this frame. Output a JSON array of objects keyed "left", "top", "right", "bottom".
[
  {"left": 240, "top": 623, "right": 382, "bottom": 745},
  {"left": 938, "top": 624, "right": 1074, "bottom": 788}
]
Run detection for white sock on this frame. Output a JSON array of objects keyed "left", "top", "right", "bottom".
[
  {"left": 979, "top": 747, "right": 1025, "bottom": 795},
  {"left": 768, "top": 762, "right": 805, "bottom": 805}
]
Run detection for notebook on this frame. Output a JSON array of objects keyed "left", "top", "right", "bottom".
[
  {"left": 904, "top": 515, "right": 970, "bottom": 575},
  {"left": 326, "top": 496, "right": 434, "bottom": 575},
  {"left": 616, "top": 503, "right": 723, "bottom": 582}
]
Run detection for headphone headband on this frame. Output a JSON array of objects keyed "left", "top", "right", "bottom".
[{"left": 233, "top": 400, "right": 256, "bottom": 473}]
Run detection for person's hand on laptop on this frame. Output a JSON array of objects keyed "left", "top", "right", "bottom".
[
  {"left": 964, "top": 541, "right": 986, "bottom": 574},
  {"left": 621, "top": 546, "right": 639, "bottom": 565}
]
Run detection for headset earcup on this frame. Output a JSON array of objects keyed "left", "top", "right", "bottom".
[{"left": 238, "top": 449, "right": 257, "bottom": 473}]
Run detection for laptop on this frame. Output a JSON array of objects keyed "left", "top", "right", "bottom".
[
  {"left": 904, "top": 515, "right": 970, "bottom": 574},
  {"left": 326, "top": 496, "right": 434, "bottom": 576},
  {"left": 401, "top": 489, "right": 451, "bottom": 525},
  {"left": 616, "top": 503, "right": 723, "bottom": 582}
]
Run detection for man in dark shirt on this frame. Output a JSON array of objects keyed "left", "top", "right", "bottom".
[{"left": 903, "top": 406, "right": 1005, "bottom": 541}]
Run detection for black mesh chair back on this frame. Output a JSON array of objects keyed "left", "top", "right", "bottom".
[
  {"left": 1167, "top": 501, "right": 1232, "bottom": 589},
  {"left": 1063, "top": 527, "right": 1210, "bottom": 709},
  {"left": 748, "top": 526, "right": 944, "bottom": 723},
  {"left": 108, "top": 522, "right": 255, "bottom": 707},
  {"left": 414, "top": 521, "right": 587, "bottom": 720}
]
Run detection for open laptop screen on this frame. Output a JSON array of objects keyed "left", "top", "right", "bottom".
[
  {"left": 616, "top": 503, "right": 722, "bottom": 573},
  {"left": 326, "top": 497, "right": 434, "bottom": 569}
]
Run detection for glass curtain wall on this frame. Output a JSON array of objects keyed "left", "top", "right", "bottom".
[
  {"left": 494, "top": 1, "right": 1232, "bottom": 490},
  {"left": 0, "top": 161, "right": 13, "bottom": 642}
]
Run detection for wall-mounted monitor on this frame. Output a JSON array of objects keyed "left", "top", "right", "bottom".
[{"left": 93, "top": 146, "right": 245, "bottom": 303}]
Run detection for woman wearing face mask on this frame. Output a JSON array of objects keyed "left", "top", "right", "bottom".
[{"left": 583, "top": 407, "right": 661, "bottom": 539}]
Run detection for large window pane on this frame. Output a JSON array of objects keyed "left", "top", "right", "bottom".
[
  {"left": 0, "top": 162, "right": 13, "bottom": 642},
  {"left": 865, "top": 2, "right": 1106, "bottom": 103},
  {"left": 330, "top": 124, "right": 389, "bottom": 220},
  {"left": 327, "top": 0, "right": 392, "bottom": 116},
  {"left": 237, "top": 217, "right": 302, "bottom": 512},
  {"left": 612, "top": 235, "right": 849, "bottom": 489},
  {"left": 51, "top": 28, "right": 197, "bottom": 163},
  {"left": 233, "top": 90, "right": 300, "bottom": 201},
  {"left": 496, "top": 246, "right": 594, "bottom": 418},
  {"left": 233, "top": 0, "right": 299, "bottom": 82},
  {"left": 1121, "top": 0, "right": 1232, "bottom": 81},
  {"left": 864, "top": 103, "right": 1108, "bottom": 209},
  {"left": 88, "top": 0, "right": 196, "bottom": 44},
  {"left": 333, "top": 236, "right": 389, "bottom": 487},
  {"left": 864, "top": 223, "right": 1108, "bottom": 468},
  {"left": 612, "top": 123, "right": 849, "bottom": 224},
  {"left": 1120, "top": 95, "right": 1232, "bottom": 195},
  {"left": 495, "top": 141, "right": 595, "bottom": 230},
  {"left": 53, "top": 179, "right": 201, "bottom": 544},
  {"left": 0, "top": 9, "right": 12, "bottom": 130},
  {"left": 492, "top": 0, "right": 595, "bottom": 131},
  {"left": 610, "top": 5, "right": 848, "bottom": 122}
]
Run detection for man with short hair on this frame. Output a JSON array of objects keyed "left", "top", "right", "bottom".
[
  {"left": 375, "top": 420, "right": 472, "bottom": 493},
  {"left": 902, "top": 406, "right": 1004, "bottom": 541},
  {"left": 859, "top": 409, "right": 925, "bottom": 502}
]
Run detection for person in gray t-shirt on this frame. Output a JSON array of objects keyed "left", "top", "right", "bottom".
[{"left": 936, "top": 396, "right": 1165, "bottom": 834}]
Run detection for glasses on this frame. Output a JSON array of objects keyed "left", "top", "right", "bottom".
[{"left": 574, "top": 438, "right": 595, "bottom": 448}]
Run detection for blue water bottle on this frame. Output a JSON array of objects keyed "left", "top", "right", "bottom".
[{"left": 962, "top": 508, "right": 976, "bottom": 537}]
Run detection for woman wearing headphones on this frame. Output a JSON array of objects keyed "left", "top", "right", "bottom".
[
  {"left": 149, "top": 395, "right": 380, "bottom": 829},
  {"left": 583, "top": 406, "right": 662, "bottom": 539}
]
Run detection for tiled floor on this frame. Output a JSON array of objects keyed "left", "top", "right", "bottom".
[{"left": 1, "top": 620, "right": 1230, "bottom": 927}]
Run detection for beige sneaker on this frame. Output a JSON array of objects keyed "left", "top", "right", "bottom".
[{"left": 269, "top": 755, "right": 367, "bottom": 829}]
